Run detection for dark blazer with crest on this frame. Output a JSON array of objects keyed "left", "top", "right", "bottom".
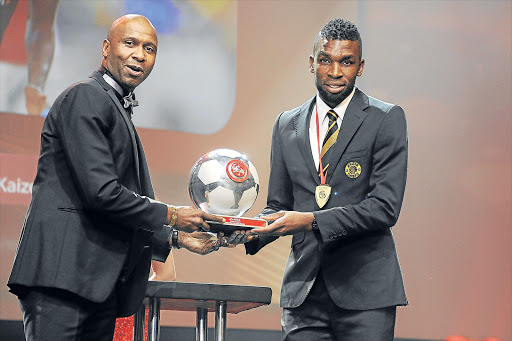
[
  {"left": 8, "top": 69, "right": 170, "bottom": 317},
  {"left": 246, "top": 88, "right": 408, "bottom": 310}
]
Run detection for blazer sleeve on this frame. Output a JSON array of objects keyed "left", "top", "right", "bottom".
[
  {"left": 246, "top": 113, "right": 292, "bottom": 254},
  {"left": 54, "top": 83, "right": 168, "bottom": 231},
  {"left": 315, "top": 105, "right": 408, "bottom": 241},
  {"left": 151, "top": 226, "right": 172, "bottom": 262}
]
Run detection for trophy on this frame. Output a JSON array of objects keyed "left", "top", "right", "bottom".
[{"left": 188, "top": 149, "right": 267, "bottom": 234}]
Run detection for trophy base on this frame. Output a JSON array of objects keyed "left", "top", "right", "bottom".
[{"left": 206, "top": 216, "right": 267, "bottom": 234}]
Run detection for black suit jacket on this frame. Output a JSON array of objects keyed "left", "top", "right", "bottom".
[
  {"left": 8, "top": 70, "right": 170, "bottom": 317},
  {"left": 247, "top": 88, "right": 408, "bottom": 310}
]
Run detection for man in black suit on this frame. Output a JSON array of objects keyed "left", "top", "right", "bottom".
[
  {"left": 245, "top": 18, "right": 408, "bottom": 340},
  {"left": 8, "top": 14, "right": 224, "bottom": 341}
]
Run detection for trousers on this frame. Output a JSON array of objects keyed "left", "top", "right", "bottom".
[
  {"left": 282, "top": 271, "right": 396, "bottom": 341},
  {"left": 18, "top": 286, "right": 118, "bottom": 341}
]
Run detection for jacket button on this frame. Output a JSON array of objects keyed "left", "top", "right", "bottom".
[{"left": 342, "top": 230, "right": 348, "bottom": 235}]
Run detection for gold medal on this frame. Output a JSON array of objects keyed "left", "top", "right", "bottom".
[{"left": 315, "top": 184, "right": 331, "bottom": 208}]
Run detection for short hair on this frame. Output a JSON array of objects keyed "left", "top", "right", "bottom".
[{"left": 313, "top": 18, "right": 362, "bottom": 57}]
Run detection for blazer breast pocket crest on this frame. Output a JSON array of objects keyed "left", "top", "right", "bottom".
[{"left": 345, "top": 162, "right": 362, "bottom": 178}]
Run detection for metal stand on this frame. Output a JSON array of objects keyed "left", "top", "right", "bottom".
[
  {"left": 133, "top": 281, "right": 271, "bottom": 341},
  {"left": 147, "top": 298, "right": 161, "bottom": 341},
  {"left": 196, "top": 305, "right": 208, "bottom": 341},
  {"left": 215, "top": 301, "right": 227, "bottom": 341}
]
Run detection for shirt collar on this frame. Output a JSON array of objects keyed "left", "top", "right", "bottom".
[{"left": 315, "top": 87, "right": 356, "bottom": 122}]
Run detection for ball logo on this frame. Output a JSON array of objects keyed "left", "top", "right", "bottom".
[{"left": 226, "top": 160, "right": 249, "bottom": 183}]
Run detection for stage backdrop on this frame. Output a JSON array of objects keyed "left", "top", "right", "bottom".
[{"left": 0, "top": 1, "right": 511, "bottom": 341}]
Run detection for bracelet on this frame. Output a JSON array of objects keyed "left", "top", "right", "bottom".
[
  {"left": 169, "top": 206, "right": 178, "bottom": 227},
  {"left": 171, "top": 229, "right": 181, "bottom": 249}
]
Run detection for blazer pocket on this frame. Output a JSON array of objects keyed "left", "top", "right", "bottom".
[
  {"left": 57, "top": 207, "right": 82, "bottom": 213},
  {"left": 342, "top": 148, "right": 368, "bottom": 160},
  {"left": 291, "top": 232, "right": 305, "bottom": 246}
]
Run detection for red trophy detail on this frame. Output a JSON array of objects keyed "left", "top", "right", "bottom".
[{"left": 226, "top": 159, "right": 249, "bottom": 183}]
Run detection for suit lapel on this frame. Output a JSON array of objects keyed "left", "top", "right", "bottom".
[
  {"left": 294, "top": 97, "right": 321, "bottom": 184},
  {"left": 90, "top": 71, "right": 142, "bottom": 192},
  {"left": 326, "top": 88, "right": 369, "bottom": 182}
]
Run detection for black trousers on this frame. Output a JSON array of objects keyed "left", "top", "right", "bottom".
[
  {"left": 281, "top": 272, "right": 396, "bottom": 341},
  {"left": 18, "top": 286, "right": 118, "bottom": 341}
]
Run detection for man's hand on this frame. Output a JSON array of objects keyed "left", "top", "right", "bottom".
[
  {"left": 250, "top": 211, "right": 314, "bottom": 236},
  {"left": 222, "top": 230, "right": 258, "bottom": 247},
  {"left": 170, "top": 206, "right": 225, "bottom": 233},
  {"left": 178, "top": 231, "right": 223, "bottom": 255}
]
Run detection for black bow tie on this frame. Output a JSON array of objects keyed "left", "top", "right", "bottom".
[{"left": 123, "top": 93, "right": 139, "bottom": 109}]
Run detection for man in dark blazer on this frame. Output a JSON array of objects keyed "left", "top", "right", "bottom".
[
  {"left": 245, "top": 19, "right": 408, "bottom": 340},
  {"left": 8, "top": 14, "right": 224, "bottom": 341}
]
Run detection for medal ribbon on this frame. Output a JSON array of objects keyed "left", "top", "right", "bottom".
[{"left": 315, "top": 105, "right": 327, "bottom": 185}]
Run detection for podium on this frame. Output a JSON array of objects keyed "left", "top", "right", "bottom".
[{"left": 133, "top": 281, "right": 272, "bottom": 341}]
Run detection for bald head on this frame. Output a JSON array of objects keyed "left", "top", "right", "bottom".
[
  {"left": 107, "top": 14, "right": 157, "bottom": 44},
  {"left": 101, "top": 14, "right": 158, "bottom": 92}
]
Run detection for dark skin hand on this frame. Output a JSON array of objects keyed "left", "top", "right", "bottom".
[
  {"left": 221, "top": 211, "right": 315, "bottom": 246},
  {"left": 178, "top": 231, "right": 225, "bottom": 255},
  {"left": 251, "top": 211, "right": 315, "bottom": 236},
  {"left": 173, "top": 206, "right": 225, "bottom": 233},
  {"left": 222, "top": 229, "right": 256, "bottom": 246}
]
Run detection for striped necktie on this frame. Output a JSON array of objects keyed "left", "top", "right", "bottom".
[{"left": 320, "top": 109, "right": 339, "bottom": 177}]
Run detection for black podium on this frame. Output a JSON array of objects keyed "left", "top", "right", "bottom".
[{"left": 133, "top": 281, "right": 272, "bottom": 341}]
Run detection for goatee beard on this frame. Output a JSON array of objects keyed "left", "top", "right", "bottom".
[{"left": 317, "top": 83, "right": 354, "bottom": 108}]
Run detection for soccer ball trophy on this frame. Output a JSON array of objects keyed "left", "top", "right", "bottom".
[{"left": 188, "top": 149, "right": 267, "bottom": 233}]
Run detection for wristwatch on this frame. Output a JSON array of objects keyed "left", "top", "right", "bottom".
[
  {"left": 171, "top": 229, "right": 181, "bottom": 249},
  {"left": 311, "top": 216, "right": 319, "bottom": 230}
]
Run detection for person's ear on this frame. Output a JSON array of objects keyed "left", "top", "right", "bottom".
[
  {"left": 357, "top": 59, "right": 365, "bottom": 77},
  {"left": 102, "top": 39, "right": 110, "bottom": 59}
]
